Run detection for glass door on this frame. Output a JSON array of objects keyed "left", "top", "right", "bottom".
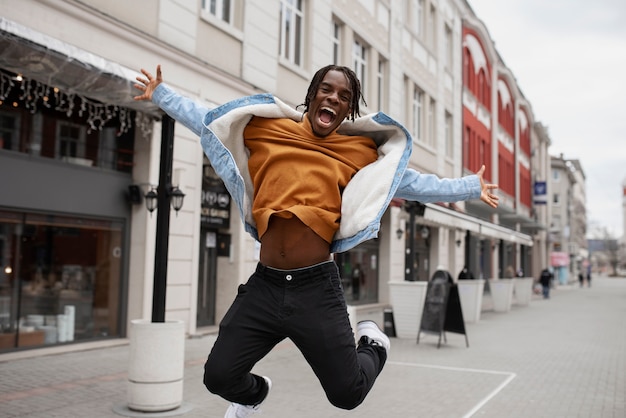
[{"left": 197, "top": 229, "right": 217, "bottom": 327}]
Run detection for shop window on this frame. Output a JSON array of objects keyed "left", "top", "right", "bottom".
[
  {"left": 0, "top": 209, "right": 124, "bottom": 351},
  {"left": 406, "top": 223, "right": 431, "bottom": 281},
  {"left": 335, "top": 239, "right": 379, "bottom": 305}
]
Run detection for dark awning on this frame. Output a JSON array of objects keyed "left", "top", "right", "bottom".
[
  {"left": 423, "top": 203, "right": 534, "bottom": 246},
  {"left": 0, "top": 17, "right": 160, "bottom": 117}
]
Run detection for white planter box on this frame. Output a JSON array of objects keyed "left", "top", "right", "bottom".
[
  {"left": 388, "top": 281, "right": 428, "bottom": 339},
  {"left": 490, "top": 279, "right": 516, "bottom": 312},
  {"left": 513, "top": 277, "right": 534, "bottom": 307},
  {"left": 457, "top": 279, "right": 485, "bottom": 323},
  {"left": 127, "top": 319, "right": 185, "bottom": 412}
]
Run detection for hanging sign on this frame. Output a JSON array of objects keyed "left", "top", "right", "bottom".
[
  {"left": 533, "top": 181, "right": 547, "bottom": 205},
  {"left": 201, "top": 165, "right": 231, "bottom": 228}
]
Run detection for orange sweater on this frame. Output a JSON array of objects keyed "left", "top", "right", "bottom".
[{"left": 244, "top": 116, "right": 378, "bottom": 243}]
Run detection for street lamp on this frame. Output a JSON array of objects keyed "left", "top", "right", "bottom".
[
  {"left": 144, "top": 186, "right": 185, "bottom": 215},
  {"left": 148, "top": 114, "right": 184, "bottom": 322},
  {"left": 169, "top": 186, "right": 186, "bottom": 213},
  {"left": 144, "top": 188, "right": 158, "bottom": 213}
]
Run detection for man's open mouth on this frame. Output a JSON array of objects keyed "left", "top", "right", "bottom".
[{"left": 318, "top": 106, "right": 337, "bottom": 126}]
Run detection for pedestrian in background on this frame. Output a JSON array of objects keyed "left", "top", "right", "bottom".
[
  {"left": 351, "top": 263, "right": 364, "bottom": 300},
  {"left": 458, "top": 265, "right": 474, "bottom": 280},
  {"left": 504, "top": 265, "right": 515, "bottom": 278},
  {"left": 539, "top": 267, "right": 553, "bottom": 299}
]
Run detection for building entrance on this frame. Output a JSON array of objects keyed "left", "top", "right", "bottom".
[{"left": 197, "top": 229, "right": 217, "bottom": 327}]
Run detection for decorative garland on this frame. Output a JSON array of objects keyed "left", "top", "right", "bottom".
[{"left": 0, "top": 70, "right": 152, "bottom": 140}]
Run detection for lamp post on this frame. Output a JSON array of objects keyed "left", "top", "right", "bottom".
[{"left": 146, "top": 114, "right": 184, "bottom": 323}]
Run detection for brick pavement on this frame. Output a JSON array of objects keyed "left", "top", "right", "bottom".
[{"left": 0, "top": 275, "right": 624, "bottom": 418}]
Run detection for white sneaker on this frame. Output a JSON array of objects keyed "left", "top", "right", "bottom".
[
  {"left": 224, "top": 376, "right": 272, "bottom": 418},
  {"left": 357, "top": 320, "right": 391, "bottom": 352}
]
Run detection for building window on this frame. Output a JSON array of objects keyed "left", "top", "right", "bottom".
[
  {"left": 463, "top": 126, "right": 470, "bottom": 167},
  {"left": 553, "top": 193, "right": 560, "bottom": 205},
  {"left": 0, "top": 112, "right": 20, "bottom": 152},
  {"left": 410, "top": 0, "right": 424, "bottom": 38},
  {"left": 443, "top": 24, "right": 453, "bottom": 71},
  {"left": 412, "top": 86, "right": 423, "bottom": 142},
  {"left": 352, "top": 39, "right": 367, "bottom": 96},
  {"left": 332, "top": 21, "right": 341, "bottom": 65},
  {"left": 552, "top": 169, "right": 560, "bottom": 181},
  {"left": 202, "top": 0, "right": 232, "bottom": 24},
  {"left": 427, "top": 4, "right": 436, "bottom": 49},
  {"left": 427, "top": 98, "right": 436, "bottom": 147},
  {"left": 445, "top": 111, "right": 453, "bottom": 157},
  {"left": 376, "top": 59, "right": 386, "bottom": 111},
  {"left": 57, "top": 123, "right": 86, "bottom": 160},
  {"left": 279, "top": 0, "right": 304, "bottom": 67}
]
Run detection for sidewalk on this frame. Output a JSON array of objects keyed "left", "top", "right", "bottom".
[{"left": 1, "top": 275, "right": 624, "bottom": 418}]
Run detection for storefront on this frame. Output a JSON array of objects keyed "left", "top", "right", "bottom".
[
  {"left": 0, "top": 211, "right": 123, "bottom": 349},
  {"left": 197, "top": 160, "right": 231, "bottom": 327},
  {"left": 0, "top": 17, "right": 157, "bottom": 351},
  {"left": 414, "top": 202, "right": 533, "bottom": 280}
]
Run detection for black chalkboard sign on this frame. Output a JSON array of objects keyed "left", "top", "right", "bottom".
[{"left": 417, "top": 270, "right": 469, "bottom": 348}]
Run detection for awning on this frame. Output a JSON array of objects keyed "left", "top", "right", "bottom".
[
  {"left": 0, "top": 17, "right": 160, "bottom": 117},
  {"left": 422, "top": 203, "right": 534, "bottom": 247}
]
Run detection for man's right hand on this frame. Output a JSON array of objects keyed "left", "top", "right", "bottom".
[{"left": 133, "top": 65, "right": 163, "bottom": 101}]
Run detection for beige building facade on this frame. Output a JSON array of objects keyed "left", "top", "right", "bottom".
[{"left": 0, "top": 0, "right": 552, "bottom": 353}]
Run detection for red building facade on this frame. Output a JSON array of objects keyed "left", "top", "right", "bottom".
[
  {"left": 462, "top": 21, "right": 534, "bottom": 215},
  {"left": 462, "top": 26, "right": 492, "bottom": 182},
  {"left": 462, "top": 17, "right": 537, "bottom": 278}
]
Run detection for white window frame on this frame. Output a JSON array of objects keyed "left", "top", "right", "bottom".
[
  {"left": 332, "top": 21, "right": 341, "bottom": 65},
  {"left": 444, "top": 111, "right": 453, "bottom": 157},
  {"left": 202, "top": 0, "right": 233, "bottom": 24},
  {"left": 427, "top": 98, "right": 436, "bottom": 147},
  {"left": 444, "top": 23, "right": 452, "bottom": 71},
  {"left": 352, "top": 39, "right": 367, "bottom": 97},
  {"left": 412, "top": 86, "right": 423, "bottom": 142},
  {"left": 427, "top": 4, "right": 436, "bottom": 50},
  {"left": 279, "top": 0, "right": 305, "bottom": 67},
  {"left": 411, "top": 0, "right": 424, "bottom": 38},
  {"left": 376, "top": 59, "right": 386, "bottom": 111},
  {"left": 56, "top": 122, "right": 88, "bottom": 164}
]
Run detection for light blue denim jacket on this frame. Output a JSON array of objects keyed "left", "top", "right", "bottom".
[{"left": 152, "top": 84, "right": 481, "bottom": 253}]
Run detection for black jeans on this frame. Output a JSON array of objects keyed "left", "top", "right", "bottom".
[{"left": 203, "top": 261, "right": 387, "bottom": 410}]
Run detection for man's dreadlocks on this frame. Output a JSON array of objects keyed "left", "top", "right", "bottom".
[{"left": 299, "top": 65, "right": 366, "bottom": 121}]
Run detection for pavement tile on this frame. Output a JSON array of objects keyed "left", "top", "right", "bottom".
[{"left": 0, "top": 276, "right": 624, "bottom": 418}]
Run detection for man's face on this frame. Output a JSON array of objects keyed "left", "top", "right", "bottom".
[{"left": 307, "top": 70, "right": 352, "bottom": 137}]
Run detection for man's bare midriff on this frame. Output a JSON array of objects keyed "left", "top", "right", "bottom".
[{"left": 260, "top": 215, "right": 332, "bottom": 269}]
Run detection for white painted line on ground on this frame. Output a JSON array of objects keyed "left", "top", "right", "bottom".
[{"left": 388, "top": 361, "right": 517, "bottom": 418}]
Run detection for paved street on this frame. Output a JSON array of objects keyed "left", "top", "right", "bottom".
[{"left": 1, "top": 275, "right": 624, "bottom": 418}]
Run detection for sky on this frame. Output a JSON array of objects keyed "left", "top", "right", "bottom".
[{"left": 468, "top": 0, "right": 626, "bottom": 239}]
